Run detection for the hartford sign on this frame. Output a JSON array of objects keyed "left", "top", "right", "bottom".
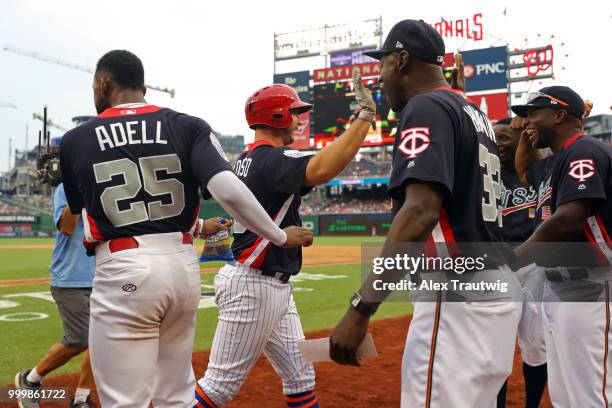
[{"left": 313, "top": 62, "right": 380, "bottom": 83}]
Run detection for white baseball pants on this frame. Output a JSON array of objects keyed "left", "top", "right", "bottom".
[
  {"left": 198, "top": 263, "right": 315, "bottom": 407},
  {"left": 542, "top": 278, "right": 612, "bottom": 407},
  {"left": 90, "top": 232, "right": 201, "bottom": 408},
  {"left": 401, "top": 291, "right": 521, "bottom": 407}
]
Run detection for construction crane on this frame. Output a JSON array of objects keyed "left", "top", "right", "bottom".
[
  {"left": 3, "top": 45, "right": 176, "bottom": 98},
  {"left": 0, "top": 101, "right": 17, "bottom": 109},
  {"left": 32, "top": 112, "right": 68, "bottom": 132}
]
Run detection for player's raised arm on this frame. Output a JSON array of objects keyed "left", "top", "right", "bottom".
[
  {"left": 303, "top": 69, "right": 376, "bottom": 186},
  {"left": 514, "top": 124, "right": 542, "bottom": 186},
  {"left": 206, "top": 171, "right": 312, "bottom": 248}
]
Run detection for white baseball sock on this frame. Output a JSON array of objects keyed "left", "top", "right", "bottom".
[
  {"left": 26, "top": 368, "right": 43, "bottom": 384},
  {"left": 74, "top": 388, "right": 90, "bottom": 403}
]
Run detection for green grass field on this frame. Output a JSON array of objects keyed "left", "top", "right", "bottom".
[{"left": 0, "top": 236, "right": 408, "bottom": 385}]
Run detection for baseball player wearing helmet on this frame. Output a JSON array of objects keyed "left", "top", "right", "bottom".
[
  {"left": 59, "top": 50, "right": 311, "bottom": 407},
  {"left": 194, "top": 69, "right": 376, "bottom": 408},
  {"left": 329, "top": 20, "right": 522, "bottom": 407},
  {"left": 513, "top": 86, "right": 612, "bottom": 407}
]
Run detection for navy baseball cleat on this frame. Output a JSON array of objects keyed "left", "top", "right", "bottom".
[{"left": 14, "top": 369, "right": 41, "bottom": 408}]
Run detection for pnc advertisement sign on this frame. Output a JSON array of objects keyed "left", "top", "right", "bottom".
[{"left": 444, "top": 46, "right": 508, "bottom": 92}]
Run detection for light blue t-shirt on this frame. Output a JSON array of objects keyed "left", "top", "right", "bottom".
[{"left": 49, "top": 183, "right": 95, "bottom": 288}]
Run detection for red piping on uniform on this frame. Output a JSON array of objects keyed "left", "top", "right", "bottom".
[
  {"left": 433, "top": 86, "right": 465, "bottom": 95},
  {"left": 603, "top": 281, "right": 610, "bottom": 408},
  {"left": 439, "top": 208, "right": 461, "bottom": 257},
  {"left": 583, "top": 222, "right": 610, "bottom": 267},
  {"left": 563, "top": 133, "right": 584, "bottom": 149},
  {"left": 285, "top": 391, "right": 316, "bottom": 403},
  {"left": 424, "top": 234, "right": 437, "bottom": 258},
  {"left": 243, "top": 140, "right": 275, "bottom": 153},
  {"left": 191, "top": 201, "right": 201, "bottom": 236},
  {"left": 425, "top": 290, "right": 442, "bottom": 408},
  {"left": 250, "top": 242, "right": 272, "bottom": 270},
  {"left": 97, "top": 105, "right": 161, "bottom": 118},
  {"left": 236, "top": 235, "right": 264, "bottom": 264},
  {"left": 596, "top": 214, "right": 612, "bottom": 247},
  {"left": 86, "top": 213, "right": 105, "bottom": 241},
  {"left": 502, "top": 201, "right": 537, "bottom": 216}
]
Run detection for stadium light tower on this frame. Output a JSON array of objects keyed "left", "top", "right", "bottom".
[{"left": 3, "top": 45, "right": 176, "bottom": 98}]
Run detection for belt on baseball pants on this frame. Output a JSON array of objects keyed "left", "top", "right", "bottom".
[
  {"left": 228, "top": 260, "right": 291, "bottom": 284},
  {"left": 108, "top": 232, "right": 193, "bottom": 253}
]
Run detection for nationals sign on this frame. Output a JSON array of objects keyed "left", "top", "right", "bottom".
[
  {"left": 398, "top": 127, "right": 431, "bottom": 158},
  {"left": 313, "top": 62, "right": 381, "bottom": 83},
  {"left": 432, "top": 13, "right": 484, "bottom": 42}
]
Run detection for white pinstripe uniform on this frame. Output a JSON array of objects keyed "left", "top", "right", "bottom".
[{"left": 197, "top": 142, "right": 316, "bottom": 407}]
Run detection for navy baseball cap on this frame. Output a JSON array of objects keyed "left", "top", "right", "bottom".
[
  {"left": 364, "top": 19, "right": 445, "bottom": 65},
  {"left": 511, "top": 86, "right": 584, "bottom": 119}
]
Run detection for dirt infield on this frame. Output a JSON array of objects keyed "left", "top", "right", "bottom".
[
  {"left": 302, "top": 245, "right": 361, "bottom": 266},
  {"left": 3, "top": 315, "right": 551, "bottom": 408}
]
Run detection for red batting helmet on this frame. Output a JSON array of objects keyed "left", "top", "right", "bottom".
[{"left": 245, "top": 84, "right": 312, "bottom": 129}]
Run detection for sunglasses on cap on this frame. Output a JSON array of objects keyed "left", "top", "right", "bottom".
[{"left": 526, "top": 92, "right": 570, "bottom": 107}]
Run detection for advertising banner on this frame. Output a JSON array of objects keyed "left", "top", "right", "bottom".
[
  {"left": 300, "top": 215, "right": 320, "bottom": 235},
  {"left": 313, "top": 62, "right": 380, "bottom": 83},
  {"left": 319, "top": 213, "right": 392, "bottom": 236},
  {"left": 466, "top": 92, "right": 509, "bottom": 121},
  {"left": 330, "top": 47, "right": 376, "bottom": 67},
  {"left": 443, "top": 46, "right": 508, "bottom": 92},
  {"left": 273, "top": 70, "right": 311, "bottom": 103}
]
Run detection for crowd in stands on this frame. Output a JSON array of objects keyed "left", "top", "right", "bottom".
[
  {"left": 10, "top": 194, "right": 53, "bottom": 212},
  {"left": 300, "top": 196, "right": 391, "bottom": 215},
  {"left": 338, "top": 159, "right": 392, "bottom": 179},
  {"left": 0, "top": 201, "right": 34, "bottom": 216}
]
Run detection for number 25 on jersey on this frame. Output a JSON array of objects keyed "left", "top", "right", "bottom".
[{"left": 93, "top": 154, "right": 185, "bottom": 227}]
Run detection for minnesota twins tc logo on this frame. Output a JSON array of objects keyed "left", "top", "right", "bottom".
[
  {"left": 568, "top": 159, "right": 595, "bottom": 182},
  {"left": 399, "top": 127, "right": 431, "bottom": 158}
]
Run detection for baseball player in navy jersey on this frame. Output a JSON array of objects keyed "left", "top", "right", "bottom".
[
  {"left": 330, "top": 20, "right": 521, "bottom": 407},
  {"left": 494, "top": 118, "right": 548, "bottom": 408},
  {"left": 512, "top": 86, "right": 612, "bottom": 407},
  {"left": 59, "top": 50, "right": 311, "bottom": 407},
  {"left": 194, "top": 69, "right": 376, "bottom": 408}
]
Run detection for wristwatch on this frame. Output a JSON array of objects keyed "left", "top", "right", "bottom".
[{"left": 350, "top": 292, "right": 379, "bottom": 316}]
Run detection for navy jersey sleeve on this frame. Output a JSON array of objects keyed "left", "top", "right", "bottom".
[
  {"left": 388, "top": 95, "right": 455, "bottom": 200},
  {"left": 59, "top": 132, "right": 84, "bottom": 214},
  {"left": 260, "top": 148, "right": 314, "bottom": 196},
  {"left": 189, "top": 118, "right": 233, "bottom": 199},
  {"left": 555, "top": 142, "right": 609, "bottom": 208}
]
